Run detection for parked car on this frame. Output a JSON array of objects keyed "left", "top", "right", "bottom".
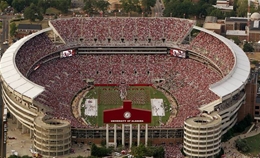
[{"left": 3, "top": 41, "right": 8, "bottom": 45}]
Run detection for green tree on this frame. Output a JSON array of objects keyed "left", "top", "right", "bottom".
[
  {"left": 101, "top": 139, "right": 106, "bottom": 147},
  {"left": 21, "top": 155, "right": 32, "bottom": 158},
  {"left": 8, "top": 155, "right": 32, "bottom": 158},
  {"left": 6, "top": 0, "right": 14, "bottom": 6},
  {"left": 236, "top": 0, "right": 253, "bottom": 17},
  {"left": 95, "top": 0, "right": 110, "bottom": 14},
  {"left": 163, "top": 0, "right": 200, "bottom": 18},
  {"left": 0, "top": 1, "right": 9, "bottom": 12},
  {"left": 38, "top": 0, "right": 50, "bottom": 14},
  {"left": 55, "top": 0, "right": 71, "bottom": 13},
  {"left": 12, "top": 0, "right": 26, "bottom": 12},
  {"left": 131, "top": 144, "right": 165, "bottom": 158},
  {"left": 8, "top": 156, "right": 20, "bottom": 158},
  {"left": 230, "top": 36, "right": 241, "bottom": 45},
  {"left": 235, "top": 138, "right": 250, "bottom": 152},
  {"left": 10, "top": 22, "right": 17, "bottom": 37},
  {"left": 209, "top": 9, "right": 224, "bottom": 19},
  {"left": 84, "top": 0, "right": 96, "bottom": 15},
  {"left": 90, "top": 143, "right": 111, "bottom": 157},
  {"left": 24, "top": 3, "right": 43, "bottom": 22},
  {"left": 141, "top": 0, "right": 156, "bottom": 14},
  {"left": 120, "top": 0, "right": 142, "bottom": 14},
  {"left": 243, "top": 42, "right": 254, "bottom": 52},
  {"left": 131, "top": 144, "right": 147, "bottom": 157}
]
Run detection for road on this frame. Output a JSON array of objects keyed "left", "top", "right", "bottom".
[
  {"left": 1, "top": 16, "right": 10, "bottom": 56},
  {"left": 151, "top": 0, "right": 164, "bottom": 17},
  {"left": 0, "top": 14, "right": 10, "bottom": 158}
]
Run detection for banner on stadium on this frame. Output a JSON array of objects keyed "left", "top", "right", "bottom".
[
  {"left": 60, "top": 49, "right": 76, "bottom": 58},
  {"left": 103, "top": 100, "right": 151, "bottom": 124},
  {"left": 169, "top": 49, "right": 186, "bottom": 58}
]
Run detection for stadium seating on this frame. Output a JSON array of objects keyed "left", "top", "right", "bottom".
[
  {"left": 50, "top": 17, "right": 195, "bottom": 45},
  {"left": 28, "top": 53, "right": 221, "bottom": 128},
  {"left": 13, "top": 17, "right": 235, "bottom": 128},
  {"left": 189, "top": 32, "right": 235, "bottom": 76}
]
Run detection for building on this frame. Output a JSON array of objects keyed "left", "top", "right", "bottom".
[
  {"left": 203, "top": 23, "right": 222, "bottom": 34},
  {"left": 183, "top": 112, "right": 222, "bottom": 157},
  {"left": 16, "top": 24, "right": 42, "bottom": 38},
  {"left": 225, "top": 13, "right": 260, "bottom": 42},
  {"left": 213, "top": 0, "right": 233, "bottom": 11}
]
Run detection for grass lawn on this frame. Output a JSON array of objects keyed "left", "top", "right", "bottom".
[
  {"left": 81, "top": 86, "right": 171, "bottom": 127},
  {"left": 242, "top": 132, "right": 260, "bottom": 156}
]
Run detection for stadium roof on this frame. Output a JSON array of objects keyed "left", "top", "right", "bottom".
[
  {"left": 193, "top": 26, "right": 250, "bottom": 98},
  {"left": 0, "top": 28, "right": 52, "bottom": 99}
]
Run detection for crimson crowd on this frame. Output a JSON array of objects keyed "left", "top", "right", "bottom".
[
  {"left": 26, "top": 53, "right": 221, "bottom": 128},
  {"left": 50, "top": 17, "right": 194, "bottom": 44},
  {"left": 13, "top": 17, "right": 235, "bottom": 129},
  {"left": 189, "top": 32, "right": 235, "bottom": 76}
]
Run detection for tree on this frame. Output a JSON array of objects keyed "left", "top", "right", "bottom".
[
  {"left": 235, "top": 138, "right": 250, "bottom": 152},
  {"left": 21, "top": 155, "right": 32, "bottom": 158},
  {"left": 100, "top": 139, "right": 106, "bottom": 147},
  {"left": 90, "top": 143, "right": 111, "bottom": 157},
  {"left": 163, "top": 0, "right": 200, "bottom": 18},
  {"left": 8, "top": 155, "right": 32, "bottom": 158},
  {"left": 131, "top": 144, "right": 165, "bottom": 158},
  {"left": 55, "top": 0, "right": 71, "bottom": 13},
  {"left": 24, "top": 3, "right": 43, "bottom": 22},
  {"left": 230, "top": 36, "right": 241, "bottom": 45},
  {"left": 10, "top": 22, "right": 17, "bottom": 37},
  {"left": 84, "top": 0, "right": 96, "bottom": 15},
  {"left": 131, "top": 144, "right": 148, "bottom": 157},
  {"left": 141, "top": 0, "right": 156, "bottom": 14},
  {"left": 120, "top": 0, "right": 142, "bottom": 14},
  {"left": 0, "top": 1, "right": 9, "bottom": 12},
  {"left": 95, "top": 0, "right": 110, "bottom": 14},
  {"left": 209, "top": 9, "right": 224, "bottom": 19},
  {"left": 243, "top": 42, "right": 254, "bottom": 52},
  {"left": 6, "top": 0, "right": 14, "bottom": 6},
  {"left": 236, "top": 0, "right": 256, "bottom": 17},
  {"left": 12, "top": 0, "right": 26, "bottom": 12}
]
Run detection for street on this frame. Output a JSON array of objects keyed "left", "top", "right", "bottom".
[
  {"left": 1, "top": 16, "right": 10, "bottom": 55},
  {"left": 151, "top": 0, "right": 164, "bottom": 17}
]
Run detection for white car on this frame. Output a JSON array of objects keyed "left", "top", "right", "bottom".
[{"left": 3, "top": 41, "right": 8, "bottom": 45}]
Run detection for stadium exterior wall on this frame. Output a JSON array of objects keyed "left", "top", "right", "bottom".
[
  {"left": 33, "top": 116, "right": 71, "bottom": 157},
  {"left": 183, "top": 112, "right": 222, "bottom": 158}
]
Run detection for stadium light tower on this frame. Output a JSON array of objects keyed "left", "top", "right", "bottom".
[{"left": 247, "top": 0, "right": 251, "bottom": 41}]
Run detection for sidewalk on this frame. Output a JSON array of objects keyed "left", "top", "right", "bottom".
[{"left": 222, "top": 124, "right": 260, "bottom": 158}]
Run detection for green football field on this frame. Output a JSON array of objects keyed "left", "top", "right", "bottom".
[{"left": 80, "top": 86, "right": 171, "bottom": 127}]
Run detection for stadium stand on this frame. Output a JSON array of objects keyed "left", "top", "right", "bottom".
[{"left": 0, "top": 17, "right": 251, "bottom": 157}]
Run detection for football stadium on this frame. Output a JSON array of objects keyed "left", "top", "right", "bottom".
[{"left": 0, "top": 17, "right": 250, "bottom": 157}]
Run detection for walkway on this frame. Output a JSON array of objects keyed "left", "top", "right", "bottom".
[{"left": 222, "top": 123, "right": 260, "bottom": 158}]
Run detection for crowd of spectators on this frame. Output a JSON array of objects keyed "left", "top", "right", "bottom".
[
  {"left": 13, "top": 17, "right": 236, "bottom": 129},
  {"left": 189, "top": 31, "right": 235, "bottom": 76},
  {"left": 163, "top": 144, "right": 184, "bottom": 158},
  {"left": 15, "top": 33, "right": 58, "bottom": 76},
  {"left": 28, "top": 53, "right": 221, "bottom": 128},
  {"left": 50, "top": 17, "right": 194, "bottom": 44}
]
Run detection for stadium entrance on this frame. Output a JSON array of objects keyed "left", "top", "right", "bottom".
[{"left": 103, "top": 100, "right": 151, "bottom": 148}]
